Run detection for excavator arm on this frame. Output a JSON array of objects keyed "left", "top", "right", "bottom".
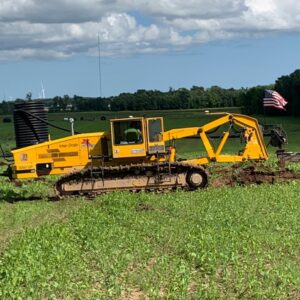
[{"left": 163, "top": 113, "right": 268, "bottom": 165}]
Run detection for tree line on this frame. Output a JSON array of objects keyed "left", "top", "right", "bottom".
[
  {"left": 240, "top": 69, "right": 300, "bottom": 116},
  {"left": 1, "top": 69, "right": 299, "bottom": 116}
]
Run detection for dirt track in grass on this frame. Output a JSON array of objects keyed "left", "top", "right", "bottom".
[{"left": 210, "top": 164, "right": 300, "bottom": 188}]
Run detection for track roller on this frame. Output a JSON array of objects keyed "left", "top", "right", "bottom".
[{"left": 186, "top": 168, "right": 208, "bottom": 190}]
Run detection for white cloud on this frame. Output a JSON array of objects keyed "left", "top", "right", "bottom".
[
  {"left": 0, "top": 0, "right": 299, "bottom": 61},
  {"left": 0, "top": 0, "right": 124, "bottom": 23},
  {"left": 127, "top": 0, "right": 247, "bottom": 19}
]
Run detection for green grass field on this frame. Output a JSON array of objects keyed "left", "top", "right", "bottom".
[{"left": 0, "top": 109, "right": 300, "bottom": 299}]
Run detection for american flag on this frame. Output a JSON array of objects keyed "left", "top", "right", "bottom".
[{"left": 263, "top": 90, "right": 287, "bottom": 110}]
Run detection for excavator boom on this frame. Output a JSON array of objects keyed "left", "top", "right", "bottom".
[{"left": 163, "top": 113, "right": 268, "bottom": 165}]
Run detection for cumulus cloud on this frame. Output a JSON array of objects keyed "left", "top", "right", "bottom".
[
  {"left": 127, "top": 0, "right": 247, "bottom": 19},
  {"left": 0, "top": 0, "right": 124, "bottom": 23},
  {"left": 0, "top": 0, "right": 299, "bottom": 60}
]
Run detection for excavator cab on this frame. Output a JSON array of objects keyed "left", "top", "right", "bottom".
[{"left": 110, "top": 117, "right": 165, "bottom": 159}]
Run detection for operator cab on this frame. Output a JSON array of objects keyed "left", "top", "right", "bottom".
[
  {"left": 110, "top": 117, "right": 165, "bottom": 159},
  {"left": 113, "top": 119, "right": 143, "bottom": 145}
]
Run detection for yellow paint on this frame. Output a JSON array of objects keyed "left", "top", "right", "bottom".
[
  {"left": 11, "top": 132, "right": 106, "bottom": 179},
  {"left": 163, "top": 113, "right": 268, "bottom": 165}
]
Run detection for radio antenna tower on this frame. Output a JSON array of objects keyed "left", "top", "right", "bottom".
[{"left": 97, "top": 32, "right": 103, "bottom": 99}]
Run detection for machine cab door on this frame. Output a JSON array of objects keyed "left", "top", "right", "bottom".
[
  {"left": 147, "top": 117, "right": 165, "bottom": 154},
  {"left": 111, "top": 118, "right": 146, "bottom": 158}
]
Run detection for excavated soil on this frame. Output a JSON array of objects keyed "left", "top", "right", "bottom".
[{"left": 210, "top": 164, "right": 300, "bottom": 188}]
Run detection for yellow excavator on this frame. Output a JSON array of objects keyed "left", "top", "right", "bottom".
[{"left": 8, "top": 109, "right": 269, "bottom": 197}]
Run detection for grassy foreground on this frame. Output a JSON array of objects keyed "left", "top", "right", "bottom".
[{"left": 1, "top": 183, "right": 300, "bottom": 299}]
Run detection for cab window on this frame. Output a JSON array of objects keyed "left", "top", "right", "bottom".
[
  {"left": 113, "top": 120, "right": 143, "bottom": 145},
  {"left": 148, "top": 119, "right": 163, "bottom": 142}
]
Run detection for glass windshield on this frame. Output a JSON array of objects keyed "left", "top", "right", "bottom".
[
  {"left": 113, "top": 120, "right": 143, "bottom": 145},
  {"left": 148, "top": 119, "right": 163, "bottom": 142}
]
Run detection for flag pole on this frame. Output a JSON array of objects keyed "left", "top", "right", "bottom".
[
  {"left": 263, "top": 90, "right": 266, "bottom": 126},
  {"left": 263, "top": 103, "right": 266, "bottom": 125}
]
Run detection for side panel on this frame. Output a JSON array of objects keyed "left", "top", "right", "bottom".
[
  {"left": 11, "top": 132, "right": 106, "bottom": 179},
  {"left": 111, "top": 144, "right": 147, "bottom": 159}
]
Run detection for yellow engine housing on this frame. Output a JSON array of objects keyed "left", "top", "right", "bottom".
[{"left": 11, "top": 132, "right": 107, "bottom": 179}]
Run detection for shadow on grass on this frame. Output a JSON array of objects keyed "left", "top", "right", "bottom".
[
  {"left": 0, "top": 172, "right": 61, "bottom": 202},
  {"left": 0, "top": 190, "right": 60, "bottom": 203}
]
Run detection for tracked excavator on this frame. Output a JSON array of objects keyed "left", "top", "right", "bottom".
[{"left": 7, "top": 109, "right": 271, "bottom": 197}]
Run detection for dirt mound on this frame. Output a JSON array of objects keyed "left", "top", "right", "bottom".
[{"left": 210, "top": 165, "right": 300, "bottom": 188}]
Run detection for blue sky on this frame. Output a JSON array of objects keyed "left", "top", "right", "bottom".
[{"left": 0, "top": 0, "right": 299, "bottom": 100}]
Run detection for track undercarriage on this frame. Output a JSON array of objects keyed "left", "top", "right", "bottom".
[{"left": 55, "top": 162, "right": 208, "bottom": 197}]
